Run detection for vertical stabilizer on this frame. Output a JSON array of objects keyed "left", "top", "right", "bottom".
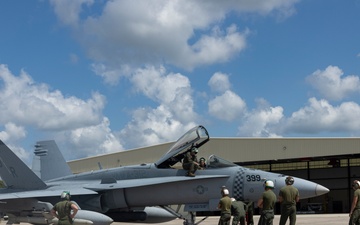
[
  {"left": 0, "top": 140, "right": 46, "bottom": 189},
  {"left": 32, "top": 140, "right": 72, "bottom": 181}
]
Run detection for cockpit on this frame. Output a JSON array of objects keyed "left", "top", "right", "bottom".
[
  {"left": 206, "top": 155, "right": 237, "bottom": 168},
  {"left": 155, "top": 125, "right": 237, "bottom": 169},
  {"left": 155, "top": 125, "right": 209, "bottom": 168}
]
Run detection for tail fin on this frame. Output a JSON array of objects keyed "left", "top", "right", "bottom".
[
  {"left": 32, "top": 140, "right": 72, "bottom": 181},
  {"left": 0, "top": 140, "right": 46, "bottom": 189}
]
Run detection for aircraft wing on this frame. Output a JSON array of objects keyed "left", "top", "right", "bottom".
[
  {"left": 0, "top": 187, "right": 98, "bottom": 200},
  {"left": 0, "top": 175, "right": 228, "bottom": 200},
  {"left": 84, "top": 174, "right": 229, "bottom": 191}
]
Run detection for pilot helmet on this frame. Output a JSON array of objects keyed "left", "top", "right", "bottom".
[
  {"left": 61, "top": 191, "right": 71, "bottom": 200},
  {"left": 353, "top": 180, "right": 360, "bottom": 189},
  {"left": 285, "top": 176, "right": 294, "bottom": 185},
  {"left": 191, "top": 147, "right": 198, "bottom": 153},
  {"left": 264, "top": 180, "right": 275, "bottom": 189},
  {"left": 222, "top": 188, "right": 229, "bottom": 196}
]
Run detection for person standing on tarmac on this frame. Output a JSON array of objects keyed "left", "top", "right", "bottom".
[
  {"left": 231, "top": 198, "right": 246, "bottom": 225},
  {"left": 257, "top": 180, "right": 277, "bottom": 225},
  {"left": 182, "top": 147, "right": 200, "bottom": 177},
  {"left": 218, "top": 188, "right": 232, "bottom": 225},
  {"left": 349, "top": 180, "right": 360, "bottom": 225},
  {"left": 278, "top": 176, "right": 299, "bottom": 225},
  {"left": 51, "top": 191, "right": 79, "bottom": 225},
  {"left": 245, "top": 201, "right": 254, "bottom": 225}
]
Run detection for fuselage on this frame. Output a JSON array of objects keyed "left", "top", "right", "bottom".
[{"left": 43, "top": 162, "right": 329, "bottom": 212}]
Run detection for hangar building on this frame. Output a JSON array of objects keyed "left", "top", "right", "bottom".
[{"left": 68, "top": 137, "right": 360, "bottom": 214}]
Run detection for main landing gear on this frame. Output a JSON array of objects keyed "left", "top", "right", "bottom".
[{"left": 160, "top": 205, "right": 208, "bottom": 225}]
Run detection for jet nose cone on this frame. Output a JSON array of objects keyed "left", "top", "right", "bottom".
[{"left": 316, "top": 184, "right": 329, "bottom": 196}]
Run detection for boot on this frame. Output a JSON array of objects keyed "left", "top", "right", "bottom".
[{"left": 187, "top": 172, "right": 195, "bottom": 177}]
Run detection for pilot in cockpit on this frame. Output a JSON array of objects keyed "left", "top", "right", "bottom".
[
  {"left": 182, "top": 147, "right": 200, "bottom": 177},
  {"left": 199, "top": 157, "right": 207, "bottom": 169}
]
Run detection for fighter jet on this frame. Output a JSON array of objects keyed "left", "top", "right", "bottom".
[
  {"left": 31, "top": 140, "right": 177, "bottom": 223},
  {"left": 0, "top": 125, "right": 329, "bottom": 225}
]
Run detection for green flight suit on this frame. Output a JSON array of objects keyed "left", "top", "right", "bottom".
[{"left": 279, "top": 185, "right": 299, "bottom": 225}]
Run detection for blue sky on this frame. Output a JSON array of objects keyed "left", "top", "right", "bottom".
[{"left": 0, "top": 0, "right": 360, "bottom": 163}]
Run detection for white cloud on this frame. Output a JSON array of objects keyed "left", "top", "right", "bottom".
[
  {"left": 285, "top": 98, "right": 360, "bottom": 134},
  {"left": 208, "top": 72, "right": 246, "bottom": 121},
  {"left": 119, "top": 106, "right": 197, "bottom": 148},
  {"left": 49, "top": 0, "right": 298, "bottom": 72},
  {"left": 0, "top": 123, "right": 29, "bottom": 163},
  {"left": 237, "top": 101, "right": 284, "bottom": 137},
  {"left": 306, "top": 65, "right": 360, "bottom": 101},
  {"left": 177, "top": 24, "right": 248, "bottom": 69},
  {"left": 208, "top": 90, "right": 246, "bottom": 121},
  {"left": 0, "top": 64, "right": 106, "bottom": 131},
  {"left": 0, "top": 64, "right": 125, "bottom": 160},
  {"left": 0, "top": 123, "right": 26, "bottom": 142},
  {"left": 208, "top": 72, "right": 231, "bottom": 93},
  {"left": 65, "top": 117, "right": 124, "bottom": 158},
  {"left": 131, "top": 66, "right": 197, "bottom": 122},
  {"left": 119, "top": 66, "right": 198, "bottom": 147},
  {"left": 91, "top": 63, "right": 132, "bottom": 85},
  {"left": 49, "top": 0, "right": 94, "bottom": 28}
]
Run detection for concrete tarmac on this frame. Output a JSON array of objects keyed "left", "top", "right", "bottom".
[
  {"left": 0, "top": 214, "right": 349, "bottom": 225},
  {"left": 117, "top": 213, "right": 348, "bottom": 225}
]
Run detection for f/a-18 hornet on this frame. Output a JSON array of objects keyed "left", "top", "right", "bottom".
[{"left": 0, "top": 125, "right": 329, "bottom": 225}]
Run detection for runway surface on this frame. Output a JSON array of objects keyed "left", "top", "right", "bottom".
[
  {"left": 115, "top": 213, "right": 347, "bottom": 225},
  {"left": 0, "top": 213, "right": 349, "bottom": 225}
]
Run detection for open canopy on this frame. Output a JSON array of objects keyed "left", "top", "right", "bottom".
[{"left": 155, "top": 125, "right": 209, "bottom": 168}]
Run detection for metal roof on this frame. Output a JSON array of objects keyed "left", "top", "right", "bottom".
[{"left": 68, "top": 137, "right": 360, "bottom": 173}]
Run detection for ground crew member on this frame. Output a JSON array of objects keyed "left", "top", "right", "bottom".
[
  {"left": 245, "top": 201, "right": 254, "bottom": 225},
  {"left": 257, "top": 180, "right": 277, "bottom": 225},
  {"left": 51, "top": 191, "right": 79, "bottom": 225},
  {"left": 182, "top": 147, "right": 200, "bottom": 177},
  {"left": 231, "top": 198, "right": 246, "bottom": 225},
  {"left": 218, "top": 188, "right": 232, "bottom": 225},
  {"left": 349, "top": 180, "right": 360, "bottom": 225},
  {"left": 278, "top": 176, "right": 299, "bottom": 225}
]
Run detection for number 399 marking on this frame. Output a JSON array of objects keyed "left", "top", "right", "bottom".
[{"left": 246, "top": 175, "right": 261, "bottom": 182}]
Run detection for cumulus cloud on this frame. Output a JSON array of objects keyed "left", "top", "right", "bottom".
[
  {"left": 206, "top": 73, "right": 285, "bottom": 137},
  {"left": 208, "top": 72, "right": 231, "bottom": 93},
  {"left": 237, "top": 99, "right": 284, "bottom": 137},
  {"left": 119, "top": 66, "right": 198, "bottom": 147},
  {"left": 0, "top": 65, "right": 105, "bottom": 131},
  {"left": 208, "top": 90, "right": 246, "bottom": 121},
  {"left": 0, "top": 123, "right": 31, "bottom": 162},
  {"left": 0, "top": 122, "right": 26, "bottom": 142},
  {"left": 208, "top": 72, "right": 246, "bottom": 121},
  {"left": 0, "top": 64, "right": 124, "bottom": 160},
  {"left": 306, "top": 66, "right": 360, "bottom": 101},
  {"left": 49, "top": 0, "right": 94, "bottom": 28},
  {"left": 49, "top": 0, "right": 298, "bottom": 75},
  {"left": 285, "top": 98, "right": 360, "bottom": 134},
  {"left": 64, "top": 117, "right": 124, "bottom": 158},
  {"left": 119, "top": 106, "right": 197, "bottom": 148},
  {"left": 131, "top": 66, "right": 197, "bottom": 122}
]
